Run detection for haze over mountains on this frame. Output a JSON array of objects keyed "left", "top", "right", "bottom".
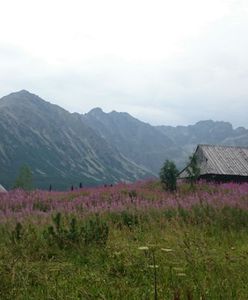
[{"left": 1, "top": 90, "right": 248, "bottom": 190}]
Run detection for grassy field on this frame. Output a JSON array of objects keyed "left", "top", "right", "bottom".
[{"left": 1, "top": 181, "right": 248, "bottom": 299}]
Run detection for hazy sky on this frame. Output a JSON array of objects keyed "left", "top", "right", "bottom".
[{"left": 0, "top": 0, "right": 248, "bottom": 127}]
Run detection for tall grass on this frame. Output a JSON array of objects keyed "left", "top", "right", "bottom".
[{"left": 0, "top": 181, "right": 248, "bottom": 299}]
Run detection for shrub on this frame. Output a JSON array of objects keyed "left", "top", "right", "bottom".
[
  {"left": 11, "top": 222, "right": 23, "bottom": 243},
  {"left": 186, "top": 155, "right": 200, "bottom": 188},
  {"left": 83, "top": 214, "right": 109, "bottom": 245},
  {"left": 128, "top": 190, "right": 137, "bottom": 201},
  {"left": 44, "top": 213, "right": 109, "bottom": 249},
  {"left": 159, "top": 160, "right": 178, "bottom": 192},
  {"left": 121, "top": 211, "right": 139, "bottom": 228},
  {"left": 109, "top": 211, "right": 140, "bottom": 229},
  {"left": 14, "top": 165, "right": 33, "bottom": 191}
]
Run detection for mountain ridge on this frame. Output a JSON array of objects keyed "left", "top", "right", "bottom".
[
  {"left": 1, "top": 90, "right": 248, "bottom": 190},
  {"left": 0, "top": 90, "right": 151, "bottom": 190}
]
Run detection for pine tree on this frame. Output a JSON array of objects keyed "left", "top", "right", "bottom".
[
  {"left": 14, "top": 165, "right": 33, "bottom": 190},
  {"left": 159, "top": 160, "right": 178, "bottom": 192},
  {"left": 186, "top": 155, "right": 200, "bottom": 187}
]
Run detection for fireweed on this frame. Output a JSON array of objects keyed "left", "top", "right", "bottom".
[
  {"left": 0, "top": 181, "right": 248, "bottom": 299},
  {"left": 0, "top": 181, "right": 248, "bottom": 224}
]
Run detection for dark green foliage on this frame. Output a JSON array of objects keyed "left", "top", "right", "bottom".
[
  {"left": 33, "top": 201, "right": 50, "bottom": 212},
  {"left": 44, "top": 213, "right": 76, "bottom": 249},
  {"left": 109, "top": 211, "right": 140, "bottom": 229},
  {"left": 44, "top": 213, "right": 109, "bottom": 249},
  {"left": 121, "top": 211, "right": 139, "bottom": 228},
  {"left": 11, "top": 222, "right": 23, "bottom": 243},
  {"left": 128, "top": 189, "right": 137, "bottom": 201},
  {"left": 159, "top": 160, "right": 178, "bottom": 191},
  {"left": 68, "top": 217, "right": 78, "bottom": 242},
  {"left": 186, "top": 155, "right": 200, "bottom": 187},
  {"left": 163, "top": 209, "right": 177, "bottom": 220},
  {"left": 14, "top": 165, "right": 33, "bottom": 190},
  {"left": 53, "top": 212, "right": 62, "bottom": 233},
  {"left": 83, "top": 214, "right": 109, "bottom": 245}
]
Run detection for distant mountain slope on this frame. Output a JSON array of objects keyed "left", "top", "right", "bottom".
[
  {"left": 157, "top": 120, "right": 248, "bottom": 166},
  {"left": 84, "top": 111, "right": 248, "bottom": 172},
  {"left": 83, "top": 108, "right": 180, "bottom": 173},
  {"left": 1, "top": 90, "right": 248, "bottom": 190},
  {"left": 0, "top": 91, "right": 150, "bottom": 190}
]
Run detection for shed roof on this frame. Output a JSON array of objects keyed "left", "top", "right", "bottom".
[{"left": 179, "top": 144, "right": 248, "bottom": 178}]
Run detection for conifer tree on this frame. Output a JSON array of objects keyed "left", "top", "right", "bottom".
[
  {"left": 159, "top": 160, "right": 178, "bottom": 192},
  {"left": 14, "top": 165, "right": 33, "bottom": 190}
]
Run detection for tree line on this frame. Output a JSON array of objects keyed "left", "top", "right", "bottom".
[{"left": 14, "top": 155, "right": 200, "bottom": 192}]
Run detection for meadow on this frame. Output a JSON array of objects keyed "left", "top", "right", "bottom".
[{"left": 1, "top": 181, "right": 248, "bottom": 299}]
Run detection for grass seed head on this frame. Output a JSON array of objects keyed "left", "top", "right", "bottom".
[
  {"left": 161, "top": 248, "right": 173, "bottom": 252},
  {"left": 138, "top": 246, "right": 149, "bottom": 251}
]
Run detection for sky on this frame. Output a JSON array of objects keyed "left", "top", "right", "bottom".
[{"left": 0, "top": 0, "right": 248, "bottom": 127}]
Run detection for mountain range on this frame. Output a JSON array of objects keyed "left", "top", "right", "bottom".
[{"left": 1, "top": 90, "right": 248, "bottom": 190}]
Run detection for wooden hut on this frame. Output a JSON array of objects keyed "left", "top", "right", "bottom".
[{"left": 178, "top": 144, "right": 248, "bottom": 183}]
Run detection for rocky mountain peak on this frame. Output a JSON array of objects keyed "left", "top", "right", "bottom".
[
  {"left": 88, "top": 107, "right": 104, "bottom": 116},
  {"left": 0, "top": 90, "right": 248, "bottom": 190}
]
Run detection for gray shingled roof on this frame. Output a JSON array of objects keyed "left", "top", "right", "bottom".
[
  {"left": 179, "top": 144, "right": 248, "bottom": 178},
  {"left": 0, "top": 184, "right": 7, "bottom": 193}
]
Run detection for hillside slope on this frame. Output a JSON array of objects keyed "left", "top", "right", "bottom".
[
  {"left": 0, "top": 91, "right": 150, "bottom": 189},
  {"left": 157, "top": 120, "right": 248, "bottom": 165},
  {"left": 1, "top": 90, "right": 248, "bottom": 189},
  {"left": 83, "top": 108, "right": 179, "bottom": 173}
]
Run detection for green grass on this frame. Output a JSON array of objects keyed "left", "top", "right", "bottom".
[{"left": 1, "top": 208, "right": 248, "bottom": 299}]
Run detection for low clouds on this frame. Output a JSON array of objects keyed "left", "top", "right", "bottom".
[{"left": 0, "top": 0, "right": 248, "bottom": 127}]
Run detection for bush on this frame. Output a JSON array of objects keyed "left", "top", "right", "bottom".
[
  {"left": 44, "top": 213, "right": 109, "bottom": 249},
  {"left": 159, "top": 160, "right": 178, "bottom": 192},
  {"left": 14, "top": 165, "right": 33, "bottom": 191},
  {"left": 83, "top": 214, "right": 109, "bottom": 246},
  {"left": 121, "top": 211, "right": 139, "bottom": 228},
  {"left": 186, "top": 155, "right": 200, "bottom": 188}
]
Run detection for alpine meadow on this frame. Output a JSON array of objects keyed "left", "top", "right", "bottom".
[
  {"left": 1, "top": 0, "right": 248, "bottom": 299},
  {"left": 0, "top": 181, "right": 248, "bottom": 298}
]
